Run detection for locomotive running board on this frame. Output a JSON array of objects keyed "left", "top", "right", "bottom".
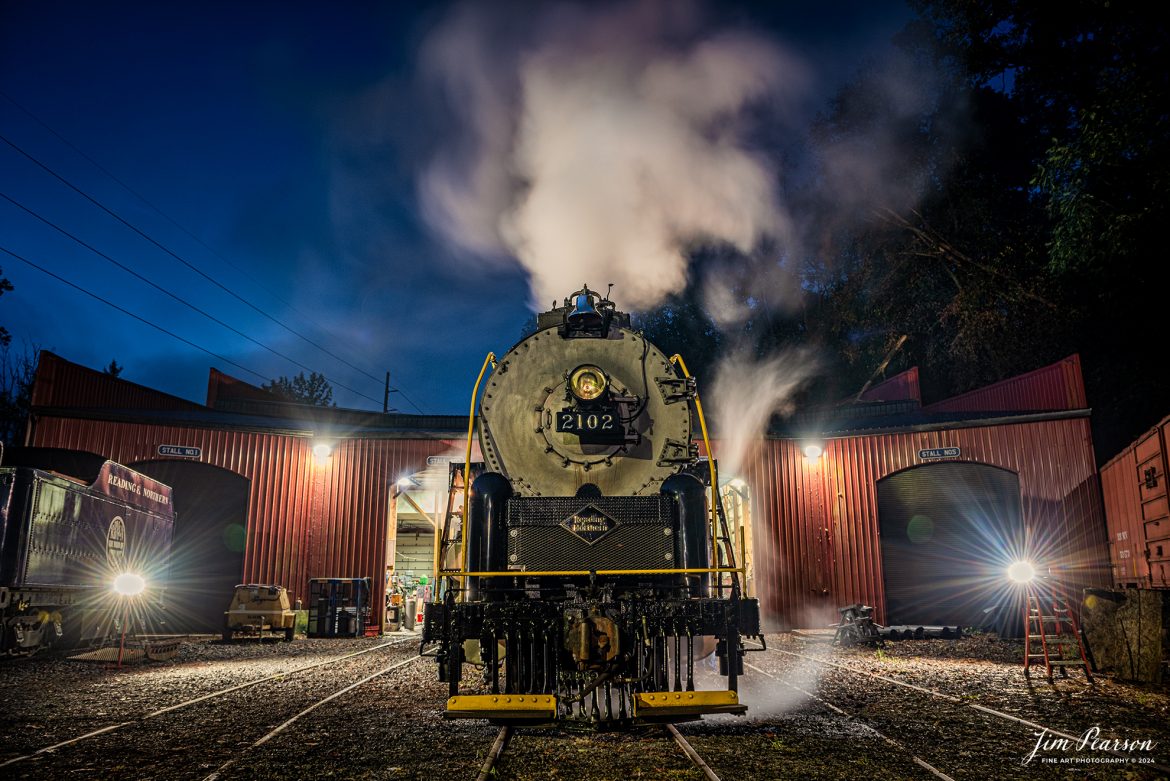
[
  {"left": 445, "top": 694, "right": 557, "bottom": 721},
  {"left": 633, "top": 690, "right": 745, "bottom": 719}
]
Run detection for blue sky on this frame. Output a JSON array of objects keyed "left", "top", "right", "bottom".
[{"left": 0, "top": 1, "right": 911, "bottom": 413}]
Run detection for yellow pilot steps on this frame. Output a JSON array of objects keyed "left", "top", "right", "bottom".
[
  {"left": 1023, "top": 590, "right": 1093, "bottom": 683},
  {"left": 445, "top": 690, "right": 743, "bottom": 721}
]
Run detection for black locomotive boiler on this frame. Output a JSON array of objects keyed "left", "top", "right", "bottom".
[{"left": 424, "top": 287, "right": 761, "bottom": 725}]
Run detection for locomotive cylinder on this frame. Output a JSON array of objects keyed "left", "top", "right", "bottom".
[
  {"left": 661, "top": 473, "right": 711, "bottom": 597},
  {"left": 465, "top": 472, "right": 512, "bottom": 601}
]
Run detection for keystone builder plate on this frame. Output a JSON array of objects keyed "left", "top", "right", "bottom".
[{"left": 560, "top": 504, "right": 618, "bottom": 544}]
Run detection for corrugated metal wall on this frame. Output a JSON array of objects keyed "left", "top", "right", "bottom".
[
  {"left": 1100, "top": 414, "right": 1170, "bottom": 588},
  {"left": 29, "top": 343, "right": 1111, "bottom": 632},
  {"left": 32, "top": 352, "right": 205, "bottom": 412},
  {"left": 859, "top": 367, "right": 920, "bottom": 403},
  {"left": 740, "top": 416, "right": 1109, "bottom": 628},
  {"left": 30, "top": 415, "right": 460, "bottom": 625},
  {"left": 32, "top": 410, "right": 1107, "bottom": 630},
  {"left": 923, "top": 355, "right": 1086, "bottom": 413}
]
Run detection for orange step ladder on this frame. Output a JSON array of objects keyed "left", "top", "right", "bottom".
[{"left": 1023, "top": 587, "right": 1093, "bottom": 683}]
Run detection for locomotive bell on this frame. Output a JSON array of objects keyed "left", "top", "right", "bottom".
[{"left": 567, "top": 292, "right": 603, "bottom": 329}]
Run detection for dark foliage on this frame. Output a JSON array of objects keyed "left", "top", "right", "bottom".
[
  {"left": 0, "top": 343, "right": 38, "bottom": 447},
  {"left": 261, "top": 371, "right": 337, "bottom": 407},
  {"left": 635, "top": 2, "right": 1168, "bottom": 461}
]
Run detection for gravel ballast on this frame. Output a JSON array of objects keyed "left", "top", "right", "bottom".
[{"left": 0, "top": 631, "right": 1165, "bottom": 780}]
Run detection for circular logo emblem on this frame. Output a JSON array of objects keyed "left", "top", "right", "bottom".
[{"left": 106, "top": 516, "right": 126, "bottom": 569}]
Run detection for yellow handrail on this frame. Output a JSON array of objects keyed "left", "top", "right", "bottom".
[
  {"left": 440, "top": 567, "right": 745, "bottom": 577},
  {"left": 460, "top": 352, "right": 496, "bottom": 580},
  {"left": 668, "top": 354, "right": 719, "bottom": 567}
]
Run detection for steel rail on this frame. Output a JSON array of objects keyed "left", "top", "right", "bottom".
[
  {"left": 475, "top": 726, "right": 513, "bottom": 781},
  {"left": 0, "top": 637, "right": 417, "bottom": 768},
  {"left": 664, "top": 724, "right": 721, "bottom": 781},
  {"left": 745, "top": 661, "right": 955, "bottom": 781},
  {"left": 202, "top": 654, "right": 426, "bottom": 781},
  {"left": 768, "top": 647, "right": 1170, "bottom": 774}
]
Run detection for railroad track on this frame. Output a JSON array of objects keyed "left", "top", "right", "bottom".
[
  {"left": 0, "top": 636, "right": 420, "bottom": 770},
  {"left": 474, "top": 723, "right": 722, "bottom": 781},
  {"left": 202, "top": 652, "right": 424, "bottom": 781},
  {"left": 757, "top": 644, "right": 1170, "bottom": 776},
  {"left": 744, "top": 661, "right": 955, "bottom": 781}
]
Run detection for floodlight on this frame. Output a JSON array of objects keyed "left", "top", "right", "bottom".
[
  {"left": 803, "top": 443, "right": 823, "bottom": 460},
  {"left": 113, "top": 572, "right": 146, "bottom": 596},
  {"left": 1007, "top": 560, "right": 1036, "bottom": 584}
]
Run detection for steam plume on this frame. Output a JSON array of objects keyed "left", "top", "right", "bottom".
[
  {"left": 419, "top": 0, "right": 807, "bottom": 310},
  {"left": 710, "top": 346, "right": 819, "bottom": 480}
]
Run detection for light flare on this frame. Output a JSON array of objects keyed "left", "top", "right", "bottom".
[
  {"left": 112, "top": 572, "right": 146, "bottom": 596},
  {"left": 1007, "top": 560, "right": 1036, "bottom": 584}
]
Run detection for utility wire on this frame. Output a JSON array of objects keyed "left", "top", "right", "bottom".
[
  {"left": 0, "top": 131, "right": 423, "bottom": 409},
  {"left": 0, "top": 90, "right": 343, "bottom": 338},
  {"left": 1, "top": 190, "right": 387, "bottom": 408},
  {"left": 1, "top": 244, "right": 273, "bottom": 386}
]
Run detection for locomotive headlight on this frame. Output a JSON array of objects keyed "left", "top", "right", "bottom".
[{"left": 569, "top": 365, "right": 608, "bottom": 401}]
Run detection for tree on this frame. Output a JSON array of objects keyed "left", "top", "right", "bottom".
[
  {"left": 262, "top": 371, "right": 336, "bottom": 407},
  {"left": 0, "top": 267, "right": 12, "bottom": 348},
  {"left": 900, "top": 0, "right": 1170, "bottom": 457},
  {"left": 103, "top": 359, "right": 124, "bottom": 377},
  {"left": 1, "top": 343, "right": 39, "bottom": 447},
  {"left": 784, "top": 15, "right": 1068, "bottom": 407}
]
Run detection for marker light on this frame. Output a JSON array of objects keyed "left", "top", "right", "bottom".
[
  {"left": 312, "top": 443, "right": 333, "bottom": 460},
  {"left": 113, "top": 572, "right": 146, "bottom": 596},
  {"left": 803, "top": 444, "right": 823, "bottom": 460},
  {"left": 1007, "top": 560, "right": 1036, "bottom": 584},
  {"left": 569, "top": 365, "right": 607, "bottom": 401}
]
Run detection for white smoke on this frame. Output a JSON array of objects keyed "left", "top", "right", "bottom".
[
  {"left": 710, "top": 346, "right": 819, "bottom": 480},
  {"left": 419, "top": 0, "right": 808, "bottom": 310}
]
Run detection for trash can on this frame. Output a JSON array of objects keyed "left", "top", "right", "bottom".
[{"left": 386, "top": 605, "right": 401, "bottom": 632}]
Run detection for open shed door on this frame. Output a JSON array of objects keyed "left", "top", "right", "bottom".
[{"left": 877, "top": 462, "right": 1023, "bottom": 629}]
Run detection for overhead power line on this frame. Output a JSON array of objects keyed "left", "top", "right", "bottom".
[
  {"left": 0, "top": 130, "right": 423, "bottom": 410},
  {"left": 1, "top": 244, "right": 273, "bottom": 386},
  {"left": 0, "top": 90, "right": 343, "bottom": 338},
  {"left": 0, "top": 190, "right": 388, "bottom": 408}
]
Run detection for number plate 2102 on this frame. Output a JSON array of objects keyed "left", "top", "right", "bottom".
[{"left": 555, "top": 408, "right": 618, "bottom": 434}]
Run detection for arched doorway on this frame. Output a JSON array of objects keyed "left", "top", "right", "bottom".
[
  {"left": 130, "top": 460, "right": 250, "bottom": 633},
  {"left": 877, "top": 462, "right": 1024, "bottom": 629}
]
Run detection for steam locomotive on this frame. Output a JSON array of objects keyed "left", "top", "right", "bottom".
[
  {"left": 424, "top": 287, "right": 761, "bottom": 724},
  {"left": 0, "top": 453, "right": 174, "bottom": 655}
]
